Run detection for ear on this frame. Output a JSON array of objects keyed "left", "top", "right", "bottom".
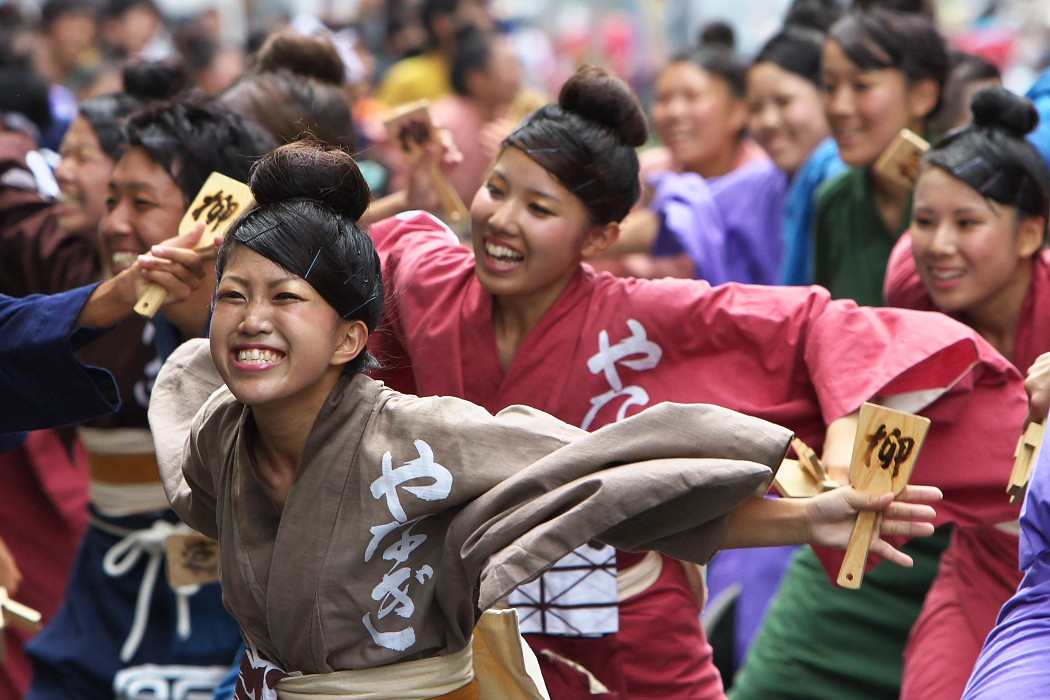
[
  {"left": 332, "top": 319, "right": 370, "bottom": 367},
  {"left": 727, "top": 97, "right": 750, "bottom": 136},
  {"left": 907, "top": 78, "right": 940, "bottom": 123},
  {"left": 581, "top": 221, "right": 621, "bottom": 259},
  {"left": 1017, "top": 216, "right": 1045, "bottom": 258}
]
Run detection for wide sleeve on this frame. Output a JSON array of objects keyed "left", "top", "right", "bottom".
[
  {"left": 648, "top": 172, "right": 730, "bottom": 284},
  {"left": 148, "top": 337, "right": 233, "bottom": 538},
  {"left": 0, "top": 285, "right": 119, "bottom": 432},
  {"left": 444, "top": 402, "right": 792, "bottom": 609}
]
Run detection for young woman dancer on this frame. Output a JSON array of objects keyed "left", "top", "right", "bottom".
[
  {"left": 367, "top": 67, "right": 1026, "bottom": 699},
  {"left": 149, "top": 139, "right": 939, "bottom": 700}
]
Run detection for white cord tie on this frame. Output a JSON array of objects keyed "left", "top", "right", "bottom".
[{"left": 102, "top": 519, "right": 198, "bottom": 662}]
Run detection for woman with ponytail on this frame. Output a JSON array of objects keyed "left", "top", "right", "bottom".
[{"left": 883, "top": 86, "right": 1050, "bottom": 699}]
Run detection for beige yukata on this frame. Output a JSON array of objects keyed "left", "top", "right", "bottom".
[{"left": 150, "top": 339, "right": 791, "bottom": 677}]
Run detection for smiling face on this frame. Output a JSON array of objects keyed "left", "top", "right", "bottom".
[
  {"left": 210, "top": 244, "right": 363, "bottom": 414},
  {"left": 747, "top": 61, "right": 830, "bottom": 176},
  {"left": 55, "top": 116, "right": 115, "bottom": 238},
  {"left": 910, "top": 165, "right": 1043, "bottom": 317},
  {"left": 651, "top": 61, "right": 748, "bottom": 177},
  {"left": 470, "top": 147, "right": 616, "bottom": 314},
  {"left": 101, "top": 146, "right": 186, "bottom": 273},
  {"left": 821, "top": 40, "right": 934, "bottom": 168}
]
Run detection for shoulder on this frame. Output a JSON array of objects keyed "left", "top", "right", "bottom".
[{"left": 816, "top": 166, "right": 862, "bottom": 205}]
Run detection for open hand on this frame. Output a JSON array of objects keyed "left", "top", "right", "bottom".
[
  {"left": 806, "top": 484, "right": 942, "bottom": 568},
  {"left": 1025, "top": 351, "right": 1050, "bottom": 425}
]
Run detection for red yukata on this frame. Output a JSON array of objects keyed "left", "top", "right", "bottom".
[
  {"left": 369, "top": 211, "right": 1026, "bottom": 700},
  {"left": 885, "top": 234, "right": 1050, "bottom": 700}
]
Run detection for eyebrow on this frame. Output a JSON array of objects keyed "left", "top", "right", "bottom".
[
  {"left": 221, "top": 273, "right": 303, "bottom": 288},
  {"left": 490, "top": 169, "right": 561, "bottom": 202}
]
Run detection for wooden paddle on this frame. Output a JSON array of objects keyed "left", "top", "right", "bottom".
[
  {"left": 837, "top": 403, "right": 931, "bottom": 589},
  {"left": 873, "top": 128, "right": 930, "bottom": 188},
  {"left": 384, "top": 100, "right": 470, "bottom": 232},
  {"left": 133, "top": 172, "right": 255, "bottom": 318},
  {"left": 1008, "top": 421, "right": 1045, "bottom": 504},
  {"left": 775, "top": 438, "right": 840, "bottom": 498}
]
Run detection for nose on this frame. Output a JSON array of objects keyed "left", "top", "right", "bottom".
[
  {"left": 751, "top": 102, "right": 778, "bottom": 135},
  {"left": 238, "top": 298, "right": 273, "bottom": 336},
  {"left": 927, "top": 222, "right": 958, "bottom": 256},
  {"left": 55, "top": 156, "right": 75, "bottom": 185},
  {"left": 824, "top": 84, "right": 852, "bottom": 120},
  {"left": 100, "top": 197, "right": 134, "bottom": 242},
  {"left": 486, "top": 197, "right": 520, "bottom": 237}
]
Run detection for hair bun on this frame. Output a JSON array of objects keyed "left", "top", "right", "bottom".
[
  {"left": 249, "top": 141, "right": 370, "bottom": 222},
  {"left": 971, "top": 86, "right": 1038, "bottom": 138},
  {"left": 558, "top": 66, "right": 648, "bottom": 148},
  {"left": 784, "top": 0, "right": 842, "bottom": 33},
  {"left": 122, "top": 59, "right": 188, "bottom": 102}
]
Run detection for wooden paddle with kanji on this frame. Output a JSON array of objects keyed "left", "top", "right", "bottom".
[
  {"left": 1008, "top": 421, "right": 1045, "bottom": 503},
  {"left": 384, "top": 100, "right": 469, "bottom": 230},
  {"left": 133, "top": 172, "right": 255, "bottom": 318},
  {"left": 837, "top": 403, "right": 931, "bottom": 589}
]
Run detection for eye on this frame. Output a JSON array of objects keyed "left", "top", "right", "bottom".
[
  {"left": 912, "top": 215, "right": 934, "bottom": 228},
  {"left": 274, "top": 292, "right": 303, "bottom": 302},
  {"left": 529, "top": 202, "right": 555, "bottom": 217},
  {"left": 133, "top": 199, "right": 156, "bottom": 211},
  {"left": 105, "top": 195, "right": 117, "bottom": 211},
  {"left": 216, "top": 289, "right": 245, "bottom": 302},
  {"left": 485, "top": 182, "right": 505, "bottom": 198},
  {"left": 958, "top": 218, "right": 980, "bottom": 229}
]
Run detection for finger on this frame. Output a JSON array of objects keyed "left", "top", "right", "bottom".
[
  {"left": 869, "top": 538, "right": 915, "bottom": 568},
  {"left": 140, "top": 249, "right": 207, "bottom": 279},
  {"left": 895, "top": 485, "right": 943, "bottom": 504},
  {"left": 164, "top": 221, "right": 208, "bottom": 250},
  {"left": 882, "top": 502, "right": 937, "bottom": 522},
  {"left": 878, "top": 519, "right": 935, "bottom": 538},
  {"left": 140, "top": 269, "right": 195, "bottom": 302}
]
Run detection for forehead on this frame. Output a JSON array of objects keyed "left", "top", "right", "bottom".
[
  {"left": 657, "top": 62, "right": 719, "bottom": 91},
  {"left": 62, "top": 116, "right": 103, "bottom": 149},
  {"left": 915, "top": 165, "right": 992, "bottom": 206},
  {"left": 110, "top": 146, "right": 179, "bottom": 192},
  {"left": 493, "top": 147, "right": 572, "bottom": 197}
]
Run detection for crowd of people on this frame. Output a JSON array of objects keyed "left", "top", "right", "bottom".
[{"left": 3, "top": 0, "right": 1050, "bottom": 698}]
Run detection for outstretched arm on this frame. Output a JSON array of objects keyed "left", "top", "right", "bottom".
[{"left": 721, "top": 485, "right": 942, "bottom": 568}]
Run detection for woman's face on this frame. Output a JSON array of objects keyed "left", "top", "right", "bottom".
[
  {"left": 821, "top": 40, "right": 934, "bottom": 168},
  {"left": 470, "top": 147, "right": 613, "bottom": 310},
  {"left": 210, "top": 244, "right": 360, "bottom": 412},
  {"left": 55, "top": 116, "right": 115, "bottom": 238},
  {"left": 651, "top": 61, "right": 748, "bottom": 176},
  {"left": 747, "top": 61, "right": 830, "bottom": 175},
  {"left": 910, "top": 166, "right": 1043, "bottom": 315}
]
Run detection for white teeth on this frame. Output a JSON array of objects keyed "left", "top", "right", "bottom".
[
  {"left": 111, "top": 251, "right": 138, "bottom": 268},
  {"left": 237, "top": 349, "right": 282, "bottom": 364},
  {"left": 485, "top": 242, "right": 523, "bottom": 261},
  {"left": 931, "top": 269, "right": 963, "bottom": 281}
]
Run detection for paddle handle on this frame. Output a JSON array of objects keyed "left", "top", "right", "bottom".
[
  {"left": 837, "top": 510, "right": 878, "bottom": 589},
  {"left": 134, "top": 284, "right": 168, "bottom": 318}
]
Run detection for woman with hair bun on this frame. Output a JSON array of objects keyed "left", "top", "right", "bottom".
[
  {"left": 882, "top": 86, "right": 1050, "bottom": 699},
  {"left": 148, "top": 138, "right": 940, "bottom": 699},
  {"left": 360, "top": 66, "right": 1026, "bottom": 699}
]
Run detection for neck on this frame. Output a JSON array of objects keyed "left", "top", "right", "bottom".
[
  {"left": 962, "top": 260, "right": 1033, "bottom": 363},
  {"left": 491, "top": 271, "right": 578, "bottom": 370}
]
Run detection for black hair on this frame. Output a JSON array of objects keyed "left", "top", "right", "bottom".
[
  {"left": 925, "top": 86, "right": 1050, "bottom": 237},
  {"left": 251, "top": 28, "right": 346, "bottom": 86},
  {"left": 504, "top": 66, "right": 646, "bottom": 225},
  {"left": 79, "top": 59, "right": 188, "bottom": 160},
  {"left": 41, "top": 0, "right": 96, "bottom": 29},
  {"left": 0, "top": 66, "right": 52, "bottom": 133},
  {"left": 828, "top": 5, "right": 948, "bottom": 116},
  {"left": 222, "top": 69, "right": 355, "bottom": 150},
  {"left": 450, "top": 26, "right": 492, "bottom": 96},
  {"left": 668, "top": 46, "right": 749, "bottom": 98},
  {"left": 754, "top": 0, "right": 844, "bottom": 86},
  {"left": 698, "top": 20, "right": 735, "bottom": 51},
  {"left": 927, "top": 49, "right": 1001, "bottom": 138},
  {"left": 216, "top": 141, "right": 383, "bottom": 374},
  {"left": 422, "top": 0, "right": 461, "bottom": 48},
  {"left": 124, "top": 94, "right": 278, "bottom": 202}
]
